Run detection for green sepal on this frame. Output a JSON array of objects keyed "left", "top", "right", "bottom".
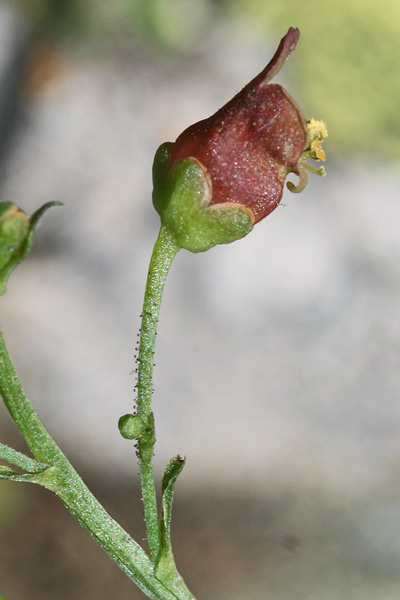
[
  {"left": 154, "top": 455, "right": 188, "bottom": 591},
  {"left": 0, "top": 202, "right": 29, "bottom": 249},
  {"left": 152, "top": 142, "right": 173, "bottom": 215},
  {"left": 152, "top": 143, "right": 254, "bottom": 253},
  {"left": 0, "top": 200, "right": 62, "bottom": 295}
]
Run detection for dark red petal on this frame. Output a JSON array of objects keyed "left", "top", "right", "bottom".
[
  {"left": 247, "top": 84, "right": 307, "bottom": 167},
  {"left": 180, "top": 28, "right": 300, "bottom": 140},
  {"left": 169, "top": 28, "right": 307, "bottom": 224},
  {"left": 240, "top": 27, "right": 300, "bottom": 92},
  {"left": 170, "top": 84, "right": 307, "bottom": 223}
]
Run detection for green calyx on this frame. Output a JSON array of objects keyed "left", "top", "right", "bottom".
[
  {"left": 152, "top": 143, "right": 254, "bottom": 253},
  {"left": 0, "top": 203, "right": 29, "bottom": 249},
  {"left": 0, "top": 200, "right": 62, "bottom": 295}
]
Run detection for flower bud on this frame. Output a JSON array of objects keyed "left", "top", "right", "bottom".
[
  {"left": 153, "top": 27, "right": 326, "bottom": 252},
  {"left": 0, "top": 200, "right": 61, "bottom": 295},
  {"left": 0, "top": 203, "right": 29, "bottom": 254}
]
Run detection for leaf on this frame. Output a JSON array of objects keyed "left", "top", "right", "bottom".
[
  {"left": 155, "top": 455, "right": 191, "bottom": 595},
  {"left": 0, "top": 442, "right": 47, "bottom": 473},
  {"left": 0, "top": 466, "right": 37, "bottom": 482},
  {"left": 0, "top": 465, "right": 19, "bottom": 478}
]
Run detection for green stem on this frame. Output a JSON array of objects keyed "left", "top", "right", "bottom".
[
  {"left": 0, "top": 330, "right": 186, "bottom": 600},
  {"left": 136, "top": 225, "right": 180, "bottom": 560},
  {"left": 0, "top": 333, "right": 65, "bottom": 466}
]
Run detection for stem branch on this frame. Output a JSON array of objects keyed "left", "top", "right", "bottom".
[
  {"left": 0, "top": 224, "right": 194, "bottom": 599},
  {"left": 0, "top": 326, "right": 184, "bottom": 600}
]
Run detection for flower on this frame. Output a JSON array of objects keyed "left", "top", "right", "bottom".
[{"left": 153, "top": 27, "right": 326, "bottom": 252}]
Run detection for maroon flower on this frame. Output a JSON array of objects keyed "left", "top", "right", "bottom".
[
  {"left": 153, "top": 27, "right": 326, "bottom": 252},
  {"left": 168, "top": 27, "right": 325, "bottom": 224}
]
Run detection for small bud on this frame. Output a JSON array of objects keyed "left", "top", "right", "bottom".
[
  {"left": 0, "top": 200, "right": 61, "bottom": 295},
  {"left": 0, "top": 203, "right": 29, "bottom": 251},
  {"left": 118, "top": 414, "right": 148, "bottom": 440}
]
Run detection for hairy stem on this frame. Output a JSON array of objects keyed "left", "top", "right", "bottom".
[
  {"left": 0, "top": 327, "right": 186, "bottom": 600},
  {"left": 136, "top": 225, "right": 180, "bottom": 560}
]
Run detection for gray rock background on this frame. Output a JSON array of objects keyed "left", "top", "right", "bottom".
[{"left": 1, "top": 1, "right": 400, "bottom": 599}]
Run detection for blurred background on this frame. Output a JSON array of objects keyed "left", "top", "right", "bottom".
[{"left": 0, "top": 0, "right": 400, "bottom": 598}]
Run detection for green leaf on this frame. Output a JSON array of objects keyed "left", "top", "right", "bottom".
[
  {"left": 0, "top": 442, "right": 47, "bottom": 473},
  {"left": 0, "top": 444, "right": 49, "bottom": 483},
  {"left": 159, "top": 455, "right": 185, "bottom": 552},
  {"left": 0, "top": 465, "right": 18, "bottom": 478},
  {"left": 155, "top": 455, "right": 193, "bottom": 597},
  {"left": 0, "top": 466, "right": 40, "bottom": 483},
  {"left": 0, "top": 201, "right": 62, "bottom": 295}
]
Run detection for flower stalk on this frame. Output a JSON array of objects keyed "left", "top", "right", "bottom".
[
  {"left": 126, "top": 226, "right": 180, "bottom": 560},
  {"left": 119, "top": 226, "right": 197, "bottom": 598}
]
